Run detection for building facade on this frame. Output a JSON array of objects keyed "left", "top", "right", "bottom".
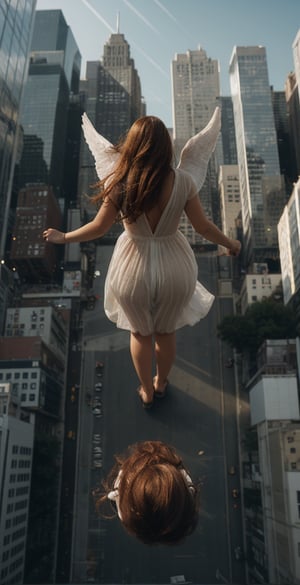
[
  {"left": 10, "top": 184, "right": 62, "bottom": 283},
  {"left": 243, "top": 339, "right": 300, "bottom": 584},
  {"left": 219, "top": 164, "right": 241, "bottom": 240},
  {"left": 78, "top": 31, "right": 144, "bottom": 236},
  {"left": 16, "top": 10, "right": 81, "bottom": 202},
  {"left": 293, "top": 29, "right": 300, "bottom": 105},
  {"left": 0, "top": 0, "right": 37, "bottom": 258},
  {"left": 229, "top": 46, "right": 285, "bottom": 268},
  {"left": 278, "top": 177, "right": 300, "bottom": 308},
  {"left": 0, "top": 384, "right": 34, "bottom": 585},
  {"left": 171, "top": 47, "right": 221, "bottom": 244}
]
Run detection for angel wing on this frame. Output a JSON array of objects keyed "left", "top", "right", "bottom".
[
  {"left": 177, "top": 106, "right": 221, "bottom": 191},
  {"left": 81, "top": 112, "right": 120, "bottom": 180}
]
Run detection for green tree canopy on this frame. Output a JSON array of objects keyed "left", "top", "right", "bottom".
[{"left": 217, "top": 299, "right": 298, "bottom": 355}]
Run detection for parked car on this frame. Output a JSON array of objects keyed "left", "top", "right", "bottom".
[
  {"left": 228, "top": 465, "right": 236, "bottom": 475},
  {"left": 95, "top": 382, "right": 102, "bottom": 390},
  {"left": 67, "top": 430, "right": 76, "bottom": 440},
  {"left": 232, "top": 488, "right": 240, "bottom": 499},
  {"left": 93, "top": 433, "right": 101, "bottom": 440},
  {"left": 95, "top": 361, "right": 104, "bottom": 369}
]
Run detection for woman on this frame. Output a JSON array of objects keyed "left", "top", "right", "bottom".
[
  {"left": 94, "top": 440, "right": 199, "bottom": 545},
  {"left": 43, "top": 114, "right": 241, "bottom": 407}
]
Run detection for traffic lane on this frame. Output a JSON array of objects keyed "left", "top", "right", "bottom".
[{"left": 96, "top": 341, "right": 229, "bottom": 583}]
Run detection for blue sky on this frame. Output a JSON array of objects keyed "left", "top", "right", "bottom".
[{"left": 36, "top": 0, "right": 299, "bottom": 127}]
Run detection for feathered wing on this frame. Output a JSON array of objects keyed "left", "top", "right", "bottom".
[
  {"left": 177, "top": 106, "right": 221, "bottom": 190},
  {"left": 81, "top": 112, "right": 120, "bottom": 180}
]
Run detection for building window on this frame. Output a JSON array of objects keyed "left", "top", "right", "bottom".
[
  {"left": 29, "top": 394, "right": 35, "bottom": 401},
  {"left": 291, "top": 447, "right": 296, "bottom": 454},
  {"left": 21, "top": 393, "right": 26, "bottom": 401}
]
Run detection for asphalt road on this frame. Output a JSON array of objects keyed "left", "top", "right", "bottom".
[{"left": 71, "top": 244, "right": 246, "bottom": 584}]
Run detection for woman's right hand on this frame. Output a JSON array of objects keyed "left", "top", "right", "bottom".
[
  {"left": 228, "top": 239, "right": 241, "bottom": 257},
  {"left": 43, "top": 228, "right": 65, "bottom": 244}
]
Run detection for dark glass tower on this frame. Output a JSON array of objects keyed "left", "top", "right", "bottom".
[
  {"left": 0, "top": 0, "right": 36, "bottom": 335},
  {"left": 16, "top": 10, "right": 81, "bottom": 200},
  {"left": 0, "top": 0, "right": 37, "bottom": 258},
  {"left": 229, "top": 46, "right": 286, "bottom": 267}
]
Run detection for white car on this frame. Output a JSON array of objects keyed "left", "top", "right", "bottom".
[{"left": 95, "top": 383, "right": 102, "bottom": 390}]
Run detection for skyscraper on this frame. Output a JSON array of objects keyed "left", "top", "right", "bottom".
[
  {"left": 293, "top": 29, "right": 300, "bottom": 104},
  {"left": 0, "top": 0, "right": 37, "bottom": 330},
  {"left": 16, "top": 10, "right": 81, "bottom": 200},
  {"left": 171, "top": 48, "right": 220, "bottom": 244},
  {"left": 229, "top": 46, "right": 285, "bottom": 267},
  {"left": 0, "top": 0, "right": 37, "bottom": 250},
  {"left": 78, "top": 31, "right": 144, "bottom": 231}
]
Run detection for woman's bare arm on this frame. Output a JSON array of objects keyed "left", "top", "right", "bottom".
[
  {"left": 185, "top": 195, "right": 241, "bottom": 255},
  {"left": 43, "top": 197, "right": 119, "bottom": 244}
]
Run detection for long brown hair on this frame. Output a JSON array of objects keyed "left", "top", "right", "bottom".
[
  {"left": 92, "top": 116, "right": 173, "bottom": 223},
  {"left": 95, "top": 441, "right": 199, "bottom": 545}
]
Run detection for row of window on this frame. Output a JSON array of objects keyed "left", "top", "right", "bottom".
[
  {"left": 0, "top": 371, "right": 38, "bottom": 380},
  {"left": 9, "top": 473, "right": 30, "bottom": 484},
  {"left": 3, "top": 527, "right": 26, "bottom": 546},
  {"left": 5, "top": 513, "right": 27, "bottom": 531},
  {"left": 8, "top": 486, "right": 29, "bottom": 498},
  {"left": 11, "top": 446, "right": 32, "bottom": 456},
  {"left": 10, "top": 460, "right": 31, "bottom": 469},
  {"left": 2, "top": 540, "right": 24, "bottom": 563}
]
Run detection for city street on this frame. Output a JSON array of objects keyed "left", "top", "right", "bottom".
[{"left": 71, "top": 245, "right": 246, "bottom": 584}]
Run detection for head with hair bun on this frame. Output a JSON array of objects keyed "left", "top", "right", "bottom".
[{"left": 95, "top": 440, "right": 199, "bottom": 545}]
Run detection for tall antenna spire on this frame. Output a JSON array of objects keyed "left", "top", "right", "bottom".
[{"left": 116, "top": 11, "right": 120, "bottom": 33}]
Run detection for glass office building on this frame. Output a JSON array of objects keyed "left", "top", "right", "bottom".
[
  {"left": 0, "top": 0, "right": 37, "bottom": 258},
  {"left": 17, "top": 10, "right": 81, "bottom": 199},
  {"left": 229, "top": 46, "right": 285, "bottom": 266}
]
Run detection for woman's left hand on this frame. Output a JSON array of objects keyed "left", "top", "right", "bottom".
[{"left": 43, "top": 228, "right": 65, "bottom": 244}]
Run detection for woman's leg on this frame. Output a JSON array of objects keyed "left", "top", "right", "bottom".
[
  {"left": 154, "top": 332, "right": 176, "bottom": 391},
  {"left": 130, "top": 332, "right": 154, "bottom": 403}
]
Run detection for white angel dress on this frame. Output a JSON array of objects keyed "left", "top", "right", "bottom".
[{"left": 82, "top": 108, "right": 221, "bottom": 336}]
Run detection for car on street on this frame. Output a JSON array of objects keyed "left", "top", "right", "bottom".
[
  {"left": 95, "top": 382, "right": 102, "bottom": 390},
  {"left": 93, "top": 433, "right": 101, "bottom": 440},
  {"left": 234, "top": 546, "right": 243, "bottom": 560},
  {"left": 228, "top": 465, "right": 236, "bottom": 475},
  {"left": 95, "top": 361, "right": 104, "bottom": 369},
  {"left": 92, "top": 408, "right": 102, "bottom": 415},
  {"left": 232, "top": 488, "right": 240, "bottom": 499},
  {"left": 67, "top": 430, "right": 76, "bottom": 440}
]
